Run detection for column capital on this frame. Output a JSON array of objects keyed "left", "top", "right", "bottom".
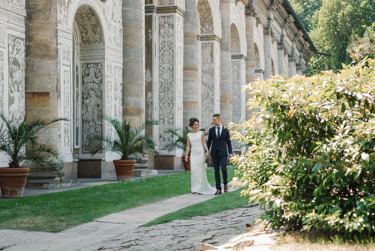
[
  {"left": 198, "top": 34, "right": 221, "bottom": 43},
  {"left": 146, "top": 5, "right": 157, "bottom": 13},
  {"left": 156, "top": 6, "right": 185, "bottom": 15},
  {"left": 245, "top": 6, "right": 257, "bottom": 17},
  {"left": 288, "top": 55, "right": 294, "bottom": 62},
  {"left": 231, "top": 54, "right": 246, "bottom": 60},
  {"left": 277, "top": 42, "right": 284, "bottom": 50},
  {"left": 255, "top": 68, "right": 264, "bottom": 74}
]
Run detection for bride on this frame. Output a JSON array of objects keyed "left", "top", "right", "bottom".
[{"left": 185, "top": 117, "right": 216, "bottom": 195}]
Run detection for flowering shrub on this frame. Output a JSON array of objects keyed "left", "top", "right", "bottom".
[{"left": 230, "top": 58, "right": 375, "bottom": 237}]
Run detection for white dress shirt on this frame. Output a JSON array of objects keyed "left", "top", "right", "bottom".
[{"left": 215, "top": 124, "right": 223, "bottom": 138}]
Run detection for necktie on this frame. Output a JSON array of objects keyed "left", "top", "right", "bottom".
[{"left": 217, "top": 126, "right": 221, "bottom": 137}]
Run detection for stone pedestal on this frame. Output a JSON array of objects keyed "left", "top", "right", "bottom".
[{"left": 154, "top": 156, "right": 183, "bottom": 170}]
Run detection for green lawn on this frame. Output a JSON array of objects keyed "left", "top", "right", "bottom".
[
  {"left": 0, "top": 166, "right": 237, "bottom": 233},
  {"left": 143, "top": 187, "right": 251, "bottom": 227}
]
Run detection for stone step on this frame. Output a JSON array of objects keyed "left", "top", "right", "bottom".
[{"left": 132, "top": 169, "right": 158, "bottom": 177}]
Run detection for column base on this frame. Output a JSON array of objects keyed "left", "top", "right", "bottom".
[{"left": 154, "top": 156, "right": 183, "bottom": 170}]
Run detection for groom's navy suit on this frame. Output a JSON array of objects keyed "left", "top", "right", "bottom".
[{"left": 207, "top": 125, "right": 233, "bottom": 191}]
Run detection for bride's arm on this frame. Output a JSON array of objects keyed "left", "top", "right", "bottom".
[
  {"left": 185, "top": 135, "right": 190, "bottom": 162},
  {"left": 201, "top": 132, "right": 209, "bottom": 154}
]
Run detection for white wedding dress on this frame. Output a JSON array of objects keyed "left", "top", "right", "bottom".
[{"left": 188, "top": 131, "right": 216, "bottom": 194}]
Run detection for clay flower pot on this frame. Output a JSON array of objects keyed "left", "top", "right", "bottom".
[
  {"left": 0, "top": 167, "right": 30, "bottom": 198},
  {"left": 113, "top": 160, "right": 136, "bottom": 181},
  {"left": 182, "top": 156, "right": 191, "bottom": 172}
]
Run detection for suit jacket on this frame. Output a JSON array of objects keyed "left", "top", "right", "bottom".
[{"left": 207, "top": 126, "right": 233, "bottom": 157}]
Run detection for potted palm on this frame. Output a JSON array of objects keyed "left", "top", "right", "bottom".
[
  {"left": 0, "top": 114, "right": 67, "bottom": 198},
  {"left": 164, "top": 126, "right": 206, "bottom": 172},
  {"left": 89, "top": 116, "right": 158, "bottom": 181}
]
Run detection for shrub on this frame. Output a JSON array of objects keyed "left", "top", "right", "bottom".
[{"left": 231, "top": 58, "right": 375, "bottom": 238}]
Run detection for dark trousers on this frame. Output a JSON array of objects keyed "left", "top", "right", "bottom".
[{"left": 212, "top": 154, "right": 228, "bottom": 191}]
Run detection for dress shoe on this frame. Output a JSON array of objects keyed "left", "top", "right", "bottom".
[
  {"left": 214, "top": 190, "right": 222, "bottom": 195},
  {"left": 224, "top": 184, "right": 229, "bottom": 193}
]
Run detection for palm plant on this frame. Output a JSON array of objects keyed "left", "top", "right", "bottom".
[
  {"left": 0, "top": 113, "right": 67, "bottom": 175},
  {"left": 89, "top": 116, "right": 158, "bottom": 159},
  {"left": 164, "top": 126, "right": 206, "bottom": 155}
]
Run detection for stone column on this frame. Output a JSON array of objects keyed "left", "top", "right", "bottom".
[
  {"left": 263, "top": 31, "right": 272, "bottom": 80},
  {"left": 277, "top": 43, "right": 285, "bottom": 76},
  {"left": 245, "top": 7, "right": 256, "bottom": 120},
  {"left": 220, "top": 0, "right": 232, "bottom": 126},
  {"left": 288, "top": 55, "right": 295, "bottom": 77},
  {"left": 183, "top": 0, "right": 199, "bottom": 123},
  {"left": 122, "top": 0, "right": 145, "bottom": 126},
  {"left": 26, "top": 0, "right": 59, "bottom": 143}
]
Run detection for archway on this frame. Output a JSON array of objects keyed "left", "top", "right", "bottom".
[
  {"left": 72, "top": 5, "right": 105, "bottom": 158},
  {"left": 197, "top": 0, "right": 221, "bottom": 130}
]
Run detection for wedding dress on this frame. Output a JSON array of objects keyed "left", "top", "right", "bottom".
[{"left": 187, "top": 131, "right": 216, "bottom": 194}]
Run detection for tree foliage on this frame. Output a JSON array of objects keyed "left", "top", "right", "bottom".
[
  {"left": 231, "top": 58, "right": 375, "bottom": 237},
  {"left": 347, "top": 26, "right": 375, "bottom": 61},
  {"left": 289, "top": 0, "right": 322, "bottom": 32}
]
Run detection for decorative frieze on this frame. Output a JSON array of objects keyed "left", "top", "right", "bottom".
[
  {"left": 201, "top": 42, "right": 215, "bottom": 130},
  {"left": 81, "top": 63, "right": 103, "bottom": 154},
  {"left": 8, "top": 35, "right": 25, "bottom": 125},
  {"left": 0, "top": 51, "right": 4, "bottom": 114}
]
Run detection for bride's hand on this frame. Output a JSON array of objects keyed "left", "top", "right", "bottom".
[{"left": 185, "top": 156, "right": 188, "bottom": 162}]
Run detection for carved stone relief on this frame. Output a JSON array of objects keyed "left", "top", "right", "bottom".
[
  {"left": 145, "top": 0, "right": 154, "bottom": 4},
  {"left": 75, "top": 6, "right": 103, "bottom": 43},
  {"left": 197, "top": 0, "right": 214, "bottom": 34},
  {"left": 145, "top": 14, "right": 153, "bottom": 134},
  {"left": 201, "top": 42, "right": 214, "bottom": 130},
  {"left": 231, "top": 61, "right": 241, "bottom": 124},
  {"left": 176, "top": 15, "right": 183, "bottom": 129},
  {"left": 0, "top": 21, "right": 7, "bottom": 48},
  {"left": 159, "top": 0, "right": 174, "bottom": 5},
  {"left": 8, "top": 35, "right": 25, "bottom": 125},
  {"left": 114, "top": 66, "right": 122, "bottom": 121},
  {"left": 81, "top": 63, "right": 103, "bottom": 153},
  {"left": 57, "top": 0, "right": 72, "bottom": 26},
  {"left": 0, "top": 51, "right": 4, "bottom": 114},
  {"left": 158, "top": 15, "right": 175, "bottom": 150},
  {"left": 1, "top": 0, "right": 25, "bottom": 9},
  {"left": 231, "top": 24, "right": 240, "bottom": 54},
  {"left": 73, "top": 26, "right": 80, "bottom": 147},
  {"left": 106, "top": 79, "right": 113, "bottom": 139},
  {"left": 63, "top": 69, "right": 70, "bottom": 147},
  {"left": 214, "top": 43, "right": 220, "bottom": 112}
]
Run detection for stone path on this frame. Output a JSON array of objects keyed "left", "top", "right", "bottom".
[
  {"left": 1, "top": 185, "right": 240, "bottom": 251},
  {"left": 80, "top": 204, "right": 263, "bottom": 251}
]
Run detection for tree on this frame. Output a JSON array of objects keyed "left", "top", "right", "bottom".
[
  {"left": 289, "top": 0, "right": 322, "bottom": 32},
  {"left": 309, "top": 0, "right": 375, "bottom": 73},
  {"left": 347, "top": 26, "right": 375, "bottom": 61}
]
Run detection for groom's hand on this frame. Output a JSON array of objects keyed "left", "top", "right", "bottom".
[
  {"left": 205, "top": 152, "right": 209, "bottom": 159},
  {"left": 230, "top": 154, "right": 233, "bottom": 158}
]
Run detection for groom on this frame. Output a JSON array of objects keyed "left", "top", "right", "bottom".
[{"left": 206, "top": 114, "right": 233, "bottom": 195}]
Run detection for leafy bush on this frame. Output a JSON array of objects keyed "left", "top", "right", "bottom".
[{"left": 231, "top": 58, "right": 375, "bottom": 238}]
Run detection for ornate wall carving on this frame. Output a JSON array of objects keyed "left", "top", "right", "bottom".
[
  {"left": 197, "top": 0, "right": 214, "bottom": 34},
  {"left": 0, "top": 0, "right": 26, "bottom": 16},
  {"left": 105, "top": 79, "right": 113, "bottom": 139},
  {"left": 231, "top": 61, "right": 241, "bottom": 124},
  {"left": 81, "top": 63, "right": 103, "bottom": 153},
  {"left": 73, "top": 26, "right": 80, "bottom": 147},
  {"left": 114, "top": 66, "right": 122, "bottom": 121},
  {"left": 0, "top": 51, "right": 4, "bottom": 114},
  {"left": 63, "top": 69, "right": 70, "bottom": 147},
  {"left": 0, "top": 21, "right": 7, "bottom": 48},
  {"left": 57, "top": 0, "right": 72, "bottom": 26},
  {"left": 201, "top": 42, "right": 214, "bottom": 130},
  {"left": 158, "top": 15, "right": 175, "bottom": 150},
  {"left": 8, "top": 35, "right": 25, "bottom": 125},
  {"left": 145, "top": 14, "right": 153, "bottom": 125},
  {"left": 75, "top": 6, "right": 103, "bottom": 43},
  {"left": 254, "top": 43, "right": 260, "bottom": 68},
  {"left": 214, "top": 42, "right": 220, "bottom": 113},
  {"left": 176, "top": 15, "right": 183, "bottom": 129}
]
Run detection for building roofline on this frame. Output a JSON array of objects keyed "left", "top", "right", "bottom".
[{"left": 283, "top": 0, "right": 318, "bottom": 54}]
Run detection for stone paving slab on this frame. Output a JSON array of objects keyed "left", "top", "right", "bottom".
[
  {"left": 2, "top": 185, "right": 237, "bottom": 251},
  {"left": 0, "top": 230, "right": 53, "bottom": 250}
]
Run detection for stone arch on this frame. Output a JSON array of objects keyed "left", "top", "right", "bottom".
[
  {"left": 197, "top": 0, "right": 222, "bottom": 38},
  {"left": 253, "top": 24, "right": 265, "bottom": 70},
  {"left": 230, "top": 24, "right": 240, "bottom": 53},
  {"left": 230, "top": 2, "right": 247, "bottom": 55},
  {"left": 70, "top": 4, "right": 106, "bottom": 158},
  {"left": 197, "top": 0, "right": 221, "bottom": 130},
  {"left": 67, "top": 0, "right": 108, "bottom": 44}
]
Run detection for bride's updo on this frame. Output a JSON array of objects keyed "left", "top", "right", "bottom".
[{"left": 188, "top": 117, "right": 199, "bottom": 128}]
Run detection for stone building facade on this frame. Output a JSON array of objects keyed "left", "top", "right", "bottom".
[{"left": 0, "top": 0, "right": 316, "bottom": 179}]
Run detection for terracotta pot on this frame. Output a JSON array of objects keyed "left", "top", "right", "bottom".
[
  {"left": 182, "top": 156, "right": 191, "bottom": 172},
  {"left": 0, "top": 167, "right": 30, "bottom": 198},
  {"left": 113, "top": 160, "right": 136, "bottom": 181}
]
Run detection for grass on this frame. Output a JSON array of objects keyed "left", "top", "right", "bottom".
[
  {"left": 143, "top": 187, "right": 250, "bottom": 227},
  {"left": 0, "top": 166, "right": 237, "bottom": 233},
  {"left": 272, "top": 230, "right": 375, "bottom": 251}
]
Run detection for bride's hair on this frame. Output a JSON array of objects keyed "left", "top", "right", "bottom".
[{"left": 188, "top": 117, "right": 199, "bottom": 128}]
